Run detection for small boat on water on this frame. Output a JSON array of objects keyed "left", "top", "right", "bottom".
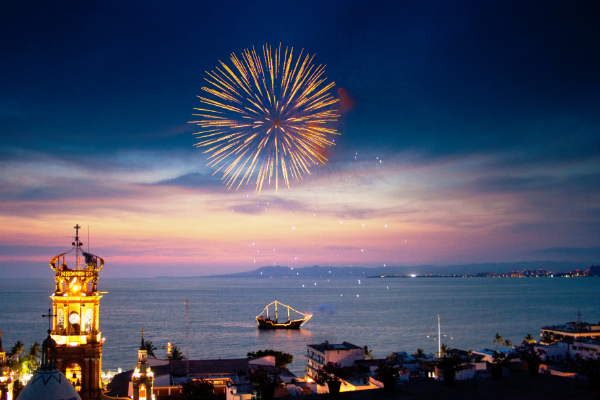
[{"left": 256, "top": 300, "right": 312, "bottom": 329}]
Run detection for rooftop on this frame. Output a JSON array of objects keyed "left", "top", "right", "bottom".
[
  {"left": 473, "top": 348, "right": 516, "bottom": 357},
  {"left": 170, "top": 358, "right": 251, "bottom": 376},
  {"left": 387, "top": 352, "right": 417, "bottom": 363},
  {"left": 286, "top": 369, "right": 596, "bottom": 400},
  {"left": 542, "top": 321, "right": 600, "bottom": 333},
  {"left": 105, "top": 357, "right": 297, "bottom": 398},
  {"left": 308, "top": 341, "right": 362, "bottom": 352}
]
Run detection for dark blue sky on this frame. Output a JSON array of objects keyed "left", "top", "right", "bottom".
[
  {"left": 1, "top": 0, "right": 599, "bottom": 277},
  {"left": 3, "top": 1, "right": 598, "bottom": 156}
]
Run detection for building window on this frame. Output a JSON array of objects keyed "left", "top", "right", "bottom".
[{"left": 58, "top": 309, "right": 64, "bottom": 329}]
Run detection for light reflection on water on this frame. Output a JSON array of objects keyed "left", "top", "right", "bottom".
[{"left": 0, "top": 277, "right": 598, "bottom": 375}]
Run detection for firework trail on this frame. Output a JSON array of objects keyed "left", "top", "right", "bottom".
[{"left": 190, "top": 44, "right": 340, "bottom": 194}]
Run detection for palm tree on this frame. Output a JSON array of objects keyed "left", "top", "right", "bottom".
[
  {"left": 22, "top": 342, "right": 42, "bottom": 373},
  {"left": 503, "top": 339, "right": 513, "bottom": 349},
  {"left": 416, "top": 348, "right": 425, "bottom": 359},
  {"left": 10, "top": 341, "right": 25, "bottom": 361},
  {"left": 27, "top": 342, "right": 41, "bottom": 363},
  {"left": 247, "top": 350, "right": 293, "bottom": 367},
  {"left": 144, "top": 341, "right": 157, "bottom": 359},
  {"left": 23, "top": 342, "right": 42, "bottom": 373},
  {"left": 363, "top": 345, "right": 374, "bottom": 360},
  {"left": 438, "top": 343, "right": 449, "bottom": 357},
  {"left": 541, "top": 332, "right": 556, "bottom": 345},
  {"left": 493, "top": 333, "right": 504, "bottom": 349},
  {"left": 168, "top": 345, "right": 186, "bottom": 360},
  {"left": 524, "top": 333, "right": 537, "bottom": 344}
]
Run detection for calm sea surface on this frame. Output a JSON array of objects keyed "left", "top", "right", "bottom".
[{"left": 1, "top": 277, "right": 599, "bottom": 375}]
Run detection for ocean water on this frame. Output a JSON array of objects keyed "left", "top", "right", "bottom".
[{"left": 0, "top": 277, "right": 599, "bottom": 375}]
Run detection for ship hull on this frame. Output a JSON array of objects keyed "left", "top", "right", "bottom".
[{"left": 256, "top": 317, "right": 305, "bottom": 330}]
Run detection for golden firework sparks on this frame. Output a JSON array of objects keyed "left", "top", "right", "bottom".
[{"left": 190, "top": 44, "right": 340, "bottom": 194}]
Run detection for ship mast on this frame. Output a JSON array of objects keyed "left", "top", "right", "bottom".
[{"left": 275, "top": 300, "right": 278, "bottom": 321}]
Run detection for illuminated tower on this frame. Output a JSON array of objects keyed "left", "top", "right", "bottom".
[
  {"left": 49, "top": 225, "right": 105, "bottom": 400},
  {"left": 132, "top": 329, "right": 154, "bottom": 400},
  {"left": 0, "top": 329, "right": 14, "bottom": 400}
]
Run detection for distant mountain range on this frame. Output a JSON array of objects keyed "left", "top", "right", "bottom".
[{"left": 193, "top": 261, "right": 590, "bottom": 278}]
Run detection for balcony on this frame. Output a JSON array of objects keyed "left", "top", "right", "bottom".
[{"left": 305, "top": 353, "right": 325, "bottom": 366}]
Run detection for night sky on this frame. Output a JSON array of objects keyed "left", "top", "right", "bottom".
[{"left": 1, "top": 0, "right": 599, "bottom": 277}]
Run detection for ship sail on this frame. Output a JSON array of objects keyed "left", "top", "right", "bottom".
[{"left": 256, "top": 300, "right": 312, "bottom": 330}]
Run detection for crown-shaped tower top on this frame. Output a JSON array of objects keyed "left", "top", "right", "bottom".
[{"left": 50, "top": 224, "right": 104, "bottom": 295}]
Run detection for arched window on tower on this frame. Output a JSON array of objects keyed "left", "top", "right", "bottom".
[
  {"left": 58, "top": 309, "right": 64, "bottom": 330},
  {"left": 85, "top": 309, "right": 93, "bottom": 332},
  {"left": 66, "top": 363, "right": 82, "bottom": 391}
]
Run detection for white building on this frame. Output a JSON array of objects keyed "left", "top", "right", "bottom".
[
  {"left": 541, "top": 321, "right": 600, "bottom": 343},
  {"left": 551, "top": 338, "right": 600, "bottom": 360},
  {"left": 540, "top": 320, "right": 600, "bottom": 360},
  {"left": 305, "top": 341, "right": 365, "bottom": 382}
]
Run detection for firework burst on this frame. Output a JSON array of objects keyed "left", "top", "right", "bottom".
[{"left": 190, "top": 44, "right": 340, "bottom": 194}]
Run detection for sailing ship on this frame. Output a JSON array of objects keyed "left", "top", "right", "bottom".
[{"left": 256, "top": 300, "right": 312, "bottom": 329}]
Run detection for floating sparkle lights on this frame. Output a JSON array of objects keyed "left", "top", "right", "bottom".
[{"left": 190, "top": 44, "right": 340, "bottom": 193}]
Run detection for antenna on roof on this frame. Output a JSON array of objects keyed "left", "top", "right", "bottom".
[{"left": 577, "top": 308, "right": 581, "bottom": 324}]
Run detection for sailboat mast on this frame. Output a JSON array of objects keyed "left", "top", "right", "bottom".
[{"left": 438, "top": 314, "right": 441, "bottom": 357}]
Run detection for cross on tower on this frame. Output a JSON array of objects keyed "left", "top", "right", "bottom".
[
  {"left": 0, "top": 329, "right": 4, "bottom": 339},
  {"left": 42, "top": 308, "right": 57, "bottom": 333},
  {"left": 140, "top": 328, "right": 145, "bottom": 340},
  {"left": 74, "top": 224, "right": 81, "bottom": 239}
]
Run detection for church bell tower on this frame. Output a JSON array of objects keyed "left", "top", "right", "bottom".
[
  {"left": 132, "top": 329, "right": 154, "bottom": 400},
  {"left": 49, "top": 225, "right": 104, "bottom": 400}
]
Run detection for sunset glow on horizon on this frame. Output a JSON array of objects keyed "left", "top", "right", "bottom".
[{"left": 1, "top": 1, "right": 598, "bottom": 277}]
